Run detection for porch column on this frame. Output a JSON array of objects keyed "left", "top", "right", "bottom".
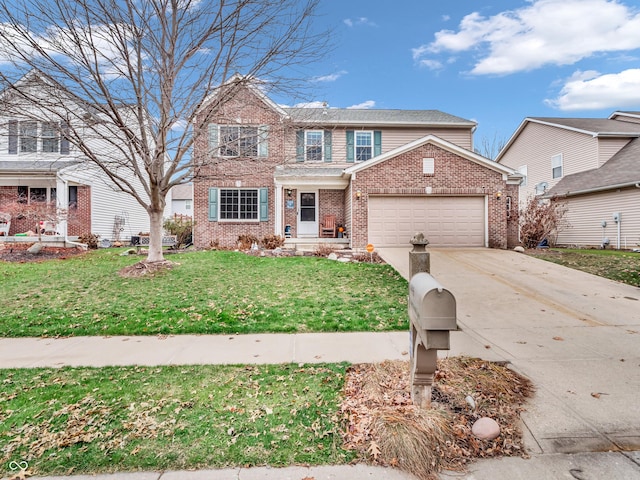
[
  {"left": 56, "top": 176, "right": 68, "bottom": 237},
  {"left": 274, "top": 182, "right": 283, "bottom": 237}
]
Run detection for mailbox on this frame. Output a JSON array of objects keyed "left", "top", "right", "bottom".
[{"left": 409, "top": 272, "right": 457, "bottom": 350}]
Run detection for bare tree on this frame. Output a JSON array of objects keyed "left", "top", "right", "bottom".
[
  {"left": 0, "top": 0, "right": 327, "bottom": 262},
  {"left": 475, "top": 131, "right": 508, "bottom": 160}
]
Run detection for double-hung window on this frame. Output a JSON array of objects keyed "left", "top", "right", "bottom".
[
  {"left": 209, "top": 124, "right": 267, "bottom": 157},
  {"left": 19, "top": 121, "right": 38, "bottom": 153},
  {"left": 219, "top": 188, "right": 259, "bottom": 220},
  {"left": 41, "top": 122, "right": 60, "bottom": 153},
  {"left": 551, "top": 154, "right": 563, "bottom": 179},
  {"left": 9, "top": 120, "right": 69, "bottom": 155},
  {"left": 355, "top": 131, "right": 373, "bottom": 161},
  {"left": 219, "top": 126, "right": 258, "bottom": 157},
  {"left": 305, "top": 130, "right": 324, "bottom": 162}
]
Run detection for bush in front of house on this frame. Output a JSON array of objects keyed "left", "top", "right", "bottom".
[
  {"left": 261, "top": 235, "right": 285, "bottom": 250},
  {"left": 78, "top": 233, "right": 100, "bottom": 249}
]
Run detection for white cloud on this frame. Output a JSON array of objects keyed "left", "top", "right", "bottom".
[
  {"left": 347, "top": 100, "right": 375, "bottom": 109},
  {"left": 545, "top": 68, "right": 640, "bottom": 110},
  {"left": 343, "top": 17, "right": 377, "bottom": 28},
  {"left": 417, "top": 59, "right": 443, "bottom": 70},
  {"left": 312, "top": 70, "right": 347, "bottom": 83},
  {"left": 413, "top": 0, "right": 640, "bottom": 75}
]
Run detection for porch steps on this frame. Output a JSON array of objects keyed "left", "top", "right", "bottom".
[{"left": 285, "top": 237, "right": 350, "bottom": 252}]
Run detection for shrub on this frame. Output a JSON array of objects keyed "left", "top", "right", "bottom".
[
  {"left": 78, "top": 233, "right": 100, "bottom": 249},
  {"left": 163, "top": 216, "right": 194, "bottom": 247},
  {"left": 261, "top": 235, "right": 285, "bottom": 250},
  {"left": 237, "top": 234, "right": 259, "bottom": 250},
  {"left": 519, "top": 196, "right": 568, "bottom": 249},
  {"left": 313, "top": 243, "right": 337, "bottom": 257}
]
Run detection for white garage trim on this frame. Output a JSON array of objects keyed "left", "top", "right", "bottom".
[{"left": 368, "top": 195, "right": 487, "bottom": 247}]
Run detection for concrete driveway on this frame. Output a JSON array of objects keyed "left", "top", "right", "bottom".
[{"left": 378, "top": 247, "right": 640, "bottom": 457}]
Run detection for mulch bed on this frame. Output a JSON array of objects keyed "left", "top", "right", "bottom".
[
  {"left": 341, "top": 358, "right": 534, "bottom": 479},
  {"left": 0, "top": 243, "right": 88, "bottom": 263}
]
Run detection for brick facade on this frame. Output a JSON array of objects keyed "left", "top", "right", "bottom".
[
  {"left": 193, "top": 87, "right": 291, "bottom": 248},
  {"left": 192, "top": 83, "right": 520, "bottom": 249},
  {"left": 350, "top": 143, "right": 519, "bottom": 249},
  {"left": 0, "top": 185, "right": 92, "bottom": 236}
]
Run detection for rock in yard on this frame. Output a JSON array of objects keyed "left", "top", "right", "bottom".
[
  {"left": 27, "top": 242, "right": 44, "bottom": 254},
  {"left": 327, "top": 252, "right": 338, "bottom": 261},
  {"left": 513, "top": 246, "right": 525, "bottom": 253},
  {"left": 472, "top": 417, "right": 501, "bottom": 440}
]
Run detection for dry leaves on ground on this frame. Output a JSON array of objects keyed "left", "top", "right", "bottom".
[{"left": 340, "top": 357, "right": 534, "bottom": 480}]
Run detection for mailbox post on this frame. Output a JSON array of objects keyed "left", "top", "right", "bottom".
[{"left": 409, "top": 272, "right": 457, "bottom": 408}]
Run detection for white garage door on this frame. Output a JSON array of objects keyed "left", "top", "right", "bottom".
[{"left": 368, "top": 196, "right": 485, "bottom": 247}]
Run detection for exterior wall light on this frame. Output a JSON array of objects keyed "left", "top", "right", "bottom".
[
  {"left": 286, "top": 188, "right": 292, "bottom": 197},
  {"left": 496, "top": 190, "right": 502, "bottom": 200},
  {"left": 356, "top": 190, "right": 362, "bottom": 199}
]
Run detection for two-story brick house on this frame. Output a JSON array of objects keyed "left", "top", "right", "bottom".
[{"left": 194, "top": 78, "right": 522, "bottom": 250}]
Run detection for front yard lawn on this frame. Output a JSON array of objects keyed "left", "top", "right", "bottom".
[
  {"left": 0, "top": 363, "right": 353, "bottom": 477},
  {"left": 527, "top": 248, "right": 640, "bottom": 287},
  {"left": 0, "top": 250, "right": 408, "bottom": 337}
]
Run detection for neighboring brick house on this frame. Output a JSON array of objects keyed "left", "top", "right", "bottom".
[
  {"left": 0, "top": 71, "right": 152, "bottom": 243},
  {"left": 497, "top": 112, "right": 640, "bottom": 248},
  {"left": 194, "top": 77, "right": 522, "bottom": 250}
]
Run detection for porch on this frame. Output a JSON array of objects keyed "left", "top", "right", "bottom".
[{"left": 0, "top": 235, "right": 82, "bottom": 248}]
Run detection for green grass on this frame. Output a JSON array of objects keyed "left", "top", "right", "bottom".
[
  {"left": 0, "top": 249, "right": 408, "bottom": 337},
  {"left": 528, "top": 248, "right": 640, "bottom": 287},
  {"left": 0, "top": 363, "right": 354, "bottom": 477}
]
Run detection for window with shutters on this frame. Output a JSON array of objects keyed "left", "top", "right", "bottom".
[
  {"left": 209, "top": 124, "right": 267, "bottom": 157},
  {"left": 355, "top": 131, "right": 373, "bottom": 161},
  {"left": 8, "top": 120, "right": 69, "bottom": 155},
  {"left": 305, "top": 130, "right": 324, "bottom": 162},
  {"left": 219, "top": 188, "right": 259, "bottom": 220}
]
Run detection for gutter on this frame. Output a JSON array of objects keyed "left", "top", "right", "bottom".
[{"left": 544, "top": 180, "right": 640, "bottom": 199}]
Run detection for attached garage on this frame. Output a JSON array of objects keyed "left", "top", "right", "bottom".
[{"left": 368, "top": 196, "right": 486, "bottom": 247}]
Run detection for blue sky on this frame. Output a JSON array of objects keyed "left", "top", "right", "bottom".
[{"left": 287, "top": 0, "right": 640, "bottom": 150}]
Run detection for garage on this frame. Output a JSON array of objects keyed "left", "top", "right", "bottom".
[{"left": 368, "top": 196, "right": 485, "bottom": 247}]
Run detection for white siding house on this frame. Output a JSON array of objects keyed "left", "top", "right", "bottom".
[
  {"left": 0, "top": 71, "right": 163, "bottom": 243},
  {"left": 497, "top": 112, "right": 640, "bottom": 248}
]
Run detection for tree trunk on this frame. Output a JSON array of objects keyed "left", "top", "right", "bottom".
[{"left": 146, "top": 209, "right": 165, "bottom": 262}]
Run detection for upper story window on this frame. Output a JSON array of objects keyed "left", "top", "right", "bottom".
[
  {"left": 355, "top": 131, "right": 373, "bottom": 161},
  {"left": 208, "top": 124, "right": 268, "bottom": 158},
  {"left": 551, "top": 154, "right": 563, "bottom": 179},
  {"left": 346, "top": 130, "right": 381, "bottom": 162},
  {"left": 295, "top": 129, "right": 331, "bottom": 163},
  {"left": 9, "top": 120, "right": 70, "bottom": 155},
  {"left": 305, "top": 130, "right": 324, "bottom": 162}
]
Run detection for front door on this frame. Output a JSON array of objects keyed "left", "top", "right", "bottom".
[{"left": 298, "top": 191, "right": 318, "bottom": 237}]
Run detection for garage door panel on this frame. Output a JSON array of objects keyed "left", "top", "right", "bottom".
[{"left": 368, "top": 196, "right": 485, "bottom": 247}]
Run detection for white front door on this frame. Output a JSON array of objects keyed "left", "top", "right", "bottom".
[{"left": 298, "top": 191, "right": 318, "bottom": 237}]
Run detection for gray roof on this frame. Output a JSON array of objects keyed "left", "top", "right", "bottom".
[
  {"left": 284, "top": 108, "right": 476, "bottom": 128},
  {"left": 0, "top": 160, "right": 81, "bottom": 173},
  {"left": 546, "top": 137, "right": 640, "bottom": 196},
  {"left": 529, "top": 117, "right": 640, "bottom": 136}
]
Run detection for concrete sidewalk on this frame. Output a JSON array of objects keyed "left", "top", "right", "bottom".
[{"left": 3, "top": 247, "right": 640, "bottom": 479}]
